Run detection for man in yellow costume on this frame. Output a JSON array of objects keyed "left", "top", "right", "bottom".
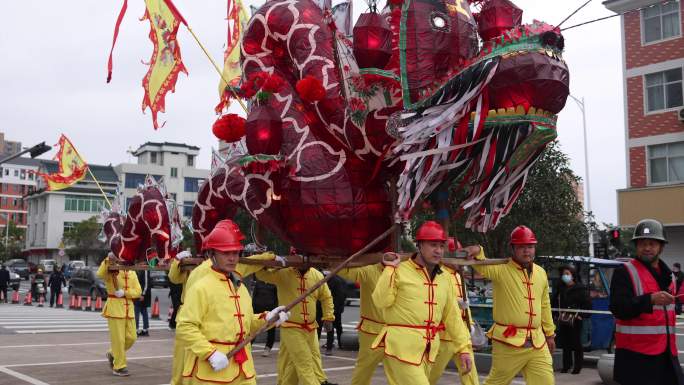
[
  {"left": 168, "top": 220, "right": 284, "bottom": 385},
  {"left": 467, "top": 225, "right": 555, "bottom": 385},
  {"left": 429, "top": 237, "right": 479, "bottom": 385},
  {"left": 176, "top": 219, "right": 289, "bottom": 385},
  {"left": 256, "top": 264, "right": 336, "bottom": 385},
  {"left": 97, "top": 255, "right": 142, "bottom": 377},
  {"left": 372, "top": 221, "right": 472, "bottom": 385},
  {"left": 337, "top": 263, "right": 385, "bottom": 385}
]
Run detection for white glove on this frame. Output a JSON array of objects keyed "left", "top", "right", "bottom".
[
  {"left": 208, "top": 351, "right": 229, "bottom": 371},
  {"left": 274, "top": 255, "right": 287, "bottom": 267},
  {"left": 176, "top": 250, "right": 192, "bottom": 261},
  {"left": 275, "top": 310, "right": 290, "bottom": 327},
  {"left": 457, "top": 298, "right": 469, "bottom": 310},
  {"left": 114, "top": 289, "right": 125, "bottom": 298},
  {"left": 266, "top": 306, "right": 288, "bottom": 325}
]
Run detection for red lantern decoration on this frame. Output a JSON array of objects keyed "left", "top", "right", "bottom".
[
  {"left": 353, "top": 12, "right": 392, "bottom": 69},
  {"left": 245, "top": 105, "right": 283, "bottom": 155},
  {"left": 476, "top": 0, "right": 523, "bottom": 42},
  {"left": 212, "top": 114, "right": 246, "bottom": 143}
]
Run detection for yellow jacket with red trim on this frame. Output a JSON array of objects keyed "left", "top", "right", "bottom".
[
  {"left": 438, "top": 265, "right": 473, "bottom": 342},
  {"left": 96, "top": 258, "right": 142, "bottom": 319},
  {"left": 177, "top": 267, "right": 267, "bottom": 384},
  {"left": 338, "top": 264, "right": 385, "bottom": 335},
  {"left": 371, "top": 258, "right": 471, "bottom": 365},
  {"left": 472, "top": 250, "right": 555, "bottom": 348},
  {"left": 168, "top": 252, "right": 275, "bottom": 304},
  {"left": 255, "top": 267, "right": 334, "bottom": 330}
]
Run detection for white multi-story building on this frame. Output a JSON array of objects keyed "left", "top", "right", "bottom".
[
  {"left": 0, "top": 157, "right": 40, "bottom": 230},
  {"left": 24, "top": 161, "right": 118, "bottom": 265},
  {"left": 114, "top": 142, "right": 210, "bottom": 219}
]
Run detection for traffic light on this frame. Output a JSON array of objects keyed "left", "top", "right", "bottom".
[
  {"left": 611, "top": 228, "right": 621, "bottom": 241},
  {"left": 29, "top": 142, "right": 51, "bottom": 158}
]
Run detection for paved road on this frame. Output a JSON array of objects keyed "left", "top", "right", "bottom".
[{"left": 0, "top": 302, "right": 605, "bottom": 385}]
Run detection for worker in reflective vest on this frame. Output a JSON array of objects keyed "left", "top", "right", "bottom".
[{"left": 610, "top": 218, "right": 684, "bottom": 385}]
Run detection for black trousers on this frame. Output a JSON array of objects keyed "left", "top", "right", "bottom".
[
  {"left": 265, "top": 327, "right": 276, "bottom": 349},
  {"left": 559, "top": 321, "right": 583, "bottom": 371},
  {"left": 49, "top": 287, "right": 60, "bottom": 306},
  {"left": 317, "top": 312, "right": 343, "bottom": 349},
  {"left": 0, "top": 286, "right": 7, "bottom": 303},
  {"left": 615, "top": 349, "right": 683, "bottom": 385}
]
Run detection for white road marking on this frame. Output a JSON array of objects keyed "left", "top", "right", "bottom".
[
  {"left": 0, "top": 339, "right": 173, "bottom": 349},
  {"left": 0, "top": 366, "right": 51, "bottom": 385}
]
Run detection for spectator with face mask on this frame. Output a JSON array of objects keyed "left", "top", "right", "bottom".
[{"left": 552, "top": 265, "right": 591, "bottom": 374}]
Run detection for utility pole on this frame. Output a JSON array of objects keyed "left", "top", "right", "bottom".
[{"left": 569, "top": 95, "right": 594, "bottom": 257}]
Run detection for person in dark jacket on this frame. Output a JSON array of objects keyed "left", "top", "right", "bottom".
[
  {"left": 48, "top": 266, "right": 67, "bottom": 307},
  {"left": 609, "top": 219, "right": 684, "bottom": 385},
  {"left": 317, "top": 273, "right": 347, "bottom": 355},
  {"left": 673, "top": 263, "right": 684, "bottom": 315},
  {"left": 0, "top": 264, "right": 9, "bottom": 303},
  {"left": 168, "top": 281, "right": 182, "bottom": 330},
  {"left": 135, "top": 270, "right": 151, "bottom": 336},
  {"left": 551, "top": 265, "right": 591, "bottom": 374},
  {"left": 251, "top": 276, "right": 278, "bottom": 356}
]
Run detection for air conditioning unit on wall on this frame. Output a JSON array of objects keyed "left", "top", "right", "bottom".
[{"left": 679, "top": 107, "right": 684, "bottom": 122}]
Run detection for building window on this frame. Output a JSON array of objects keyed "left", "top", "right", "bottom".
[
  {"left": 13, "top": 170, "right": 18, "bottom": 177},
  {"left": 645, "top": 68, "right": 683, "bottom": 112},
  {"left": 187, "top": 155, "right": 194, "bottom": 167},
  {"left": 3, "top": 169, "right": 8, "bottom": 176},
  {"left": 642, "top": 2, "right": 681, "bottom": 44},
  {"left": 170, "top": 167, "right": 178, "bottom": 178},
  {"left": 124, "top": 173, "right": 163, "bottom": 189},
  {"left": 184, "top": 177, "right": 202, "bottom": 192},
  {"left": 41, "top": 222, "right": 46, "bottom": 240},
  {"left": 63, "top": 221, "right": 77, "bottom": 234},
  {"left": 20, "top": 170, "right": 26, "bottom": 180},
  {"left": 64, "top": 195, "right": 106, "bottom": 213},
  {"left": 649, "top": 141, "right": 684, "bottom": 184},
  {"left": 183, "top": 201, "right": 194, "bottom": 217},
  {"left": 150, "top": 152, "right": 158, "bottom": 164}
]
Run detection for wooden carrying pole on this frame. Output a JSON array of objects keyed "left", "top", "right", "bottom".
[{"left": 225, "top": 224, "right": 398, "bottom": 360}]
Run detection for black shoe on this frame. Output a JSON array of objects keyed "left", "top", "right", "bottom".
[
  {"left": 321, "top": 382, "right": 338, "bottom": 385},
  {"left": 571, "top": 368, "right": 581, "bottom": 375},
  {"left": 560, "top": 368, "right": 569, "bottom": 373},
  {"left": 112, "top": 367, "right": 129, "bottom": 377},
  {"left": 141, "top": 329, "right": 149, "bottom": 337},
  {"left": 106, "top": 352, "right": 114, "bottom": 370}
]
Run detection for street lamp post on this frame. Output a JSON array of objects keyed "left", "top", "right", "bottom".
[{"left": 569, "top": 95, "right": 594, "bottom": 257}]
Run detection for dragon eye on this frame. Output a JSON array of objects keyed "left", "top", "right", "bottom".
[{"left": 430, "top": 12, "right": 450, "bottom": 32}]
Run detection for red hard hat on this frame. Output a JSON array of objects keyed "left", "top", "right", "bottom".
[
  {"left": 447, "top": 237, "right": 462, "bottom": 252},
  {"left": 510, "top": 225, "right": 537, "bottom": 245},
  {"left": 415, "top": 221, "right": 447, "bottom": 242},
  {"left": 202, "top": 220, "right": 245, "bottom": 252}
]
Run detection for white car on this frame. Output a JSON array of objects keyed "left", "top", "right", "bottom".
[{"left": 38, "top": 259, "right": 57, "bottom": 273}]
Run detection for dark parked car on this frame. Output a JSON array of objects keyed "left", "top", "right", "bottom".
[
  {"left": 5, "top": 259, "right": 29, "bottom": 280},
  {"left": 8, "top": 269, "right": 21, "bottom": 291},
  {"left": 150, "top": 270, "right": 169, "bottom": 288},
  {"left": 63, "top": 260, "right": 86, "bottom": 280},
  {"left": 68, "top": 267, "right": 107, "bottom": 300}
]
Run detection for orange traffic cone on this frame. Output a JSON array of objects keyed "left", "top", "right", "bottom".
[
  {"left": 76, "top": 296, "right": 83, "bottom": 310},
  {"left": 85, "top": 296, "right": 92, "bottom": 311},
  {"left": 38, "top": 294, "right": 44, "bottom": 307},
  {"left": 151, "top": 296, "right": 160, "bottom": 320},
  {"left": 95, "top": 296, "right": 103, "bottom": 311},
  {"left": 69, "top": 295, "right": 76, "bottom": 310},
  {"left": 23, "top": 292, "right": 32, "bottom": 306},
  {"left": 56, "top": 293, "right": 64, "bottom": 308},
  {"left": 11, "top": 290, "right": 20, "bottom": 304}
]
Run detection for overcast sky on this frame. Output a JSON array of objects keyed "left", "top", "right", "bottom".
[{"left": 0, "top": 0, "right": 625, "bottom": 225}]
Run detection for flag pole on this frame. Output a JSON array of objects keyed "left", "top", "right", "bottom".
[
  {"left": 86, "top": 166, "right": 113, "bottom": 209},
  {"left": 183, "top": 25, "right": 248, "bottom": 113}
]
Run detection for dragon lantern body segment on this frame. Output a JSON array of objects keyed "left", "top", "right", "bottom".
[{"left": 193, "top": 0, "right": 570, "bottom": 256}]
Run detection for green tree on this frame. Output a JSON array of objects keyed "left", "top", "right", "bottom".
[
  {"left": 0, "top": 221, "right": 25, "bottom": 262},
  {"left": 62, "top": 216, "right": 107, "bottom": 264},
  {"left": 417, "top": 141, "right": 588, "bottom": 258}
]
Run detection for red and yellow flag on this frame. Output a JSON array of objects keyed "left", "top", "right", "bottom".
[
  {"left": 216, "top": 0, "right": 249, "bottom": 112},
  {"left": 141, "top": 0, "right": 188, "bottom": 129},
  {"left": 38, "top": 135, "right": 88, "bottom": 191}
]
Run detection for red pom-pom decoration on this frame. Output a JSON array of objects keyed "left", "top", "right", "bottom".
[
  {"left": 295, "top": 75, "right": 326, "bottom": 103},
  {"left": 262, "top": 74, "right": 286, "bottom": 93},
  {"left": 212, "top": 113, "right": 246, "bottom": 143}
]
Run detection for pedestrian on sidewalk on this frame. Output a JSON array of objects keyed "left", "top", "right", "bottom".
[
  {"left": 135, "top": 269, "right": 151, "bottom": 336},
  {"left": 0, "top": 264, "right": 9, "bottom": 303},
  {"left": 48, "top": 265, "right": 67, "bottom": 307},
  {"left": 673, "top": 263, "right": 684, "bottom": 315},
  {"left": 317, "top": 272, "right": 347, "bottom": 355},
  {"left": 552, "top": 265, "right": 591, "bottom": 374}
]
